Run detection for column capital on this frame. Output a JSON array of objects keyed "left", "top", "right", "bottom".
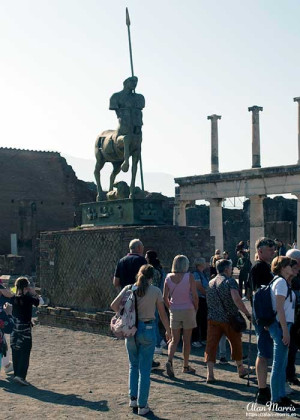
[
  {"left": 207, "top": 198, "right": 223, "bottom": 206},
  {"left": 207, "top": 114, "right": 222, "bottom": 121},
  {"left": 175, "top": 199, "right": 193, "bottom": 206},
  {"left": 248, "top": 105, "right": 263, "bottom": 113},
  {"left": 248, "top": 194, "right": 266, "bottom": 201},
  {"left": 294, "top": 97, "right": 300, "bottom": 103}
]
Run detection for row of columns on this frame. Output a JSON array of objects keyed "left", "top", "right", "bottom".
[
  {"left": 175, "top": 97, "right": 300, "bottom": 259},
  {"left": 209, "top": 98, "right": 300, "bottom": 172},
  {"left": 174, "top": 194, "right": 300, "bottom": 262},
  {"left": 174, "top": 194, "right": 300, "bottom": 261}
]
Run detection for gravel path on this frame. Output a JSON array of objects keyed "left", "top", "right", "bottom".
[{"left": 1, "top": 324, "right": 299, "bottom": 419}]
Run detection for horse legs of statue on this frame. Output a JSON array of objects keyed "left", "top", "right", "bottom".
[
  {"left": 109, "top": 162, "right": 122, "bottom": 191},
  {"left": 94, "top": 154, "right": 105, "bottom": 202},
  {"left": 129, "top": 149, "right": 140, "bottom": 198},
  {"left": 120, "top": 134, "right": 130, "bottom": 172}
]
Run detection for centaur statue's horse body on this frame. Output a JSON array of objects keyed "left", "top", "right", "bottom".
[{"left": 94, "top": 76, "right": 145, "bottom": 201}]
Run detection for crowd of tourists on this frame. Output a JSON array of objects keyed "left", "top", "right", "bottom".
[
  {"left": 1, "top": 235, "right": 300, "bottom": 416},
  {"left": 110, "top": 237, "right": 300, "bottom": 416}
]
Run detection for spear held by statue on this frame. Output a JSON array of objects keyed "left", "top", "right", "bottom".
[{"left": 126, "top": 7, "right": 145, "bottom": 193}]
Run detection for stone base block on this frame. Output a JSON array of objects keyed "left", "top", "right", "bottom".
[{"left": 38, "top": 306, "right": 113, "bottom": 335}]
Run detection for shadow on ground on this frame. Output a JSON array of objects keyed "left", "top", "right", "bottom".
[{"left": 1, "top": 379, "right": 109, "bottom": 413}]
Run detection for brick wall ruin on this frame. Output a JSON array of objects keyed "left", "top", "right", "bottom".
[
  {"left": 39, "top": 225, "right": 214, "bottom": 312},
  {"left": 0, "top": 148, "right": 96, "bottom": 273}
]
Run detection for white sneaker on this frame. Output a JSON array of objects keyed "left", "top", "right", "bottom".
[
  {"left": 242, "top": 296, "right": 248, "bottom": 301},
  {"left": 192, "top": 341, "right": 202, "bottom": 348},
  {"left": 13, "top": 376, "right": 29, "bottom": 386},
  {"left": 138, "top": 405, "right": 150, "bottom": 416},
  {"left": 285, "top": 382, "right": 293, "bottom": 395},
  {"left": 4, "top": 362, "right": 14, "bottom": 374},
  {"left": 154, "top": 346, "right": 163, "bottom": 354},
  {"left": 129, "top": 398, "right": 138, "bottom": 408}
]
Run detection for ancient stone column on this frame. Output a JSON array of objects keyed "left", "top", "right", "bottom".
[
  {"left": 207, "top": 114, "right": 221, "bottom": 173},
  {"left": 249, "top": 195, "right": 265, "bottom": 261},
  {"left": 294, "top": 97, "right": 300, "bottom": 165},
  {"left": 173, "top": 200, "right": 191, "bottom": 226},
  {"left": 295, "top": 193, "right": 300, "bottom": 247},
  {"left": 208, "top": 198, "right": 223, "bottom": 252},
  {"left": 248, "top": 106, "right": 263, "bottom": 168}
]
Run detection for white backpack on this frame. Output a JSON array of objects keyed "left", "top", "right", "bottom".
[{"left": 110, "top": 286, "right": 138, "bottom": 338}]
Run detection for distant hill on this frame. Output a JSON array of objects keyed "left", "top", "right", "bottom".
[{"left": 62, "top": 154, "right": 176, "bottom": 197}]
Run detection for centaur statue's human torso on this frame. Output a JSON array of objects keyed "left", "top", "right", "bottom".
[{"left": 94, "top": 76, "right": 145, "bottom": 201}]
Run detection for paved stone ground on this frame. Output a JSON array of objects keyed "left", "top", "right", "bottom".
[{"left": 1, "top": 324, "right": 300, "bottom": 420}]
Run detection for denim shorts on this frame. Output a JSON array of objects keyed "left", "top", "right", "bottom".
[{"left": 253, "top": 319, "right": 273, "bottom": 359}]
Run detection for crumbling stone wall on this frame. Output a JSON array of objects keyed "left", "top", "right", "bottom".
[
  {"left": 0, "top": 255, "right": 25, "bottom": 275},
  {"left": 0, "top": 148, "right": 96, "bottom": 273},
  {"left": 39, "top": 225, "right": 214, "bottom": 312}
]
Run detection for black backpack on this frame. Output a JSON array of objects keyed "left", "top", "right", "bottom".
[{"left": 253, "top": 276, "right": 292, "bottom": 327}]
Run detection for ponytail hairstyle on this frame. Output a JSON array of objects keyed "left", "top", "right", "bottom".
[
  {"left": 135, "top": 264, "right": 154, "bottom": 297},
  {"left": 15, "top": 277, "right": 30, "bottom": 296},
  {"left": 145, "top": 250, "right": 162, "bottom": 270}
]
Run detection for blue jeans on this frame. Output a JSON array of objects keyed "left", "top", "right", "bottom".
[
  {"left": 269, "top": 321, "right": 292, "bottom": 402},
  {"left": 253, "top": 317, "right": 273, "bottom": 359},
  {"left": 125, "top": 320, "right": 156, "bottom": 408}
]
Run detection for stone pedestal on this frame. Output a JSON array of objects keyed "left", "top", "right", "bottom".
[
  {"left": 208, "top": 198, "right": 223, "bottom": 252},
  {"left": 39, "top": 225, "right": 214, "bottom": 312},
  {"left": 249, "top": 195, "right": 265, "bottom": 261},
  {"left": 80, "top": 199, "right": 165, "bottom": 226}
]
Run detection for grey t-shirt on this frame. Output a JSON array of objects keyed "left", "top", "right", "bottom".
[{"left": 206, "top": 274, "right": 239, "bottom": 323}]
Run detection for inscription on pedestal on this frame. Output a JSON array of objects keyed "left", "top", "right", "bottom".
[{"left": 81, "top": 199, "right": 165, "bottom": 226}]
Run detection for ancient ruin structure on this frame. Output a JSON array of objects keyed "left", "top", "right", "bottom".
[
  {"left": 174, "top": 98, "right": 300, "bottom": 260},
  {"left": 0, "top": 148, "right": 95, "bottom": 273}
]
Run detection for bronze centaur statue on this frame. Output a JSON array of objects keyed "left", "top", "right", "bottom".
[{"left": 94, "top": 76, "right": 145, "bottom": 201}]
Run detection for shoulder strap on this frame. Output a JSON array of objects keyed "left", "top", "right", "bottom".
[
  {"left": 130, "top": 285, "right": 139, "bottom": 328},
  {"left": 169, "top": 281, "right": 180, "bottom": 299},
  {"left": 167, "top": 275, "right": 182, "bottom": 299},
  {"left": 267, "top": 275, "right": 278, "bottom": 288},
  {"left": 270, "top": 276, "right": 292, "bottom": 302}
]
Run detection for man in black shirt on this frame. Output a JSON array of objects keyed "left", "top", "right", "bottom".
[
  {"left": 250, "top": 237, "right": 275, "bottom": 404},
  {"left": 113, "top": 239, "right": 147, "bottom": 289},
  {"left": 112, "top": 239, "right": 160, "bottom": 369}
]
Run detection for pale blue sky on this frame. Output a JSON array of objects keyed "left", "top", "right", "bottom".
[{"left": 1, "top": 0, "right": 300, "bottom": 193}]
